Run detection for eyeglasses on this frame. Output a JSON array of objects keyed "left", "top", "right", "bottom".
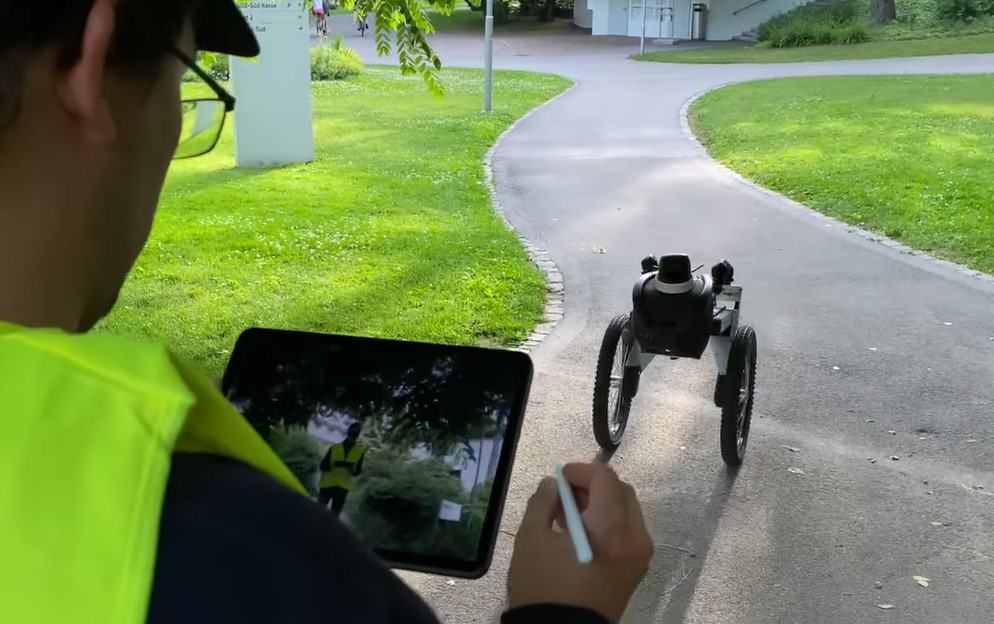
[{"left": 173, "top": 49, "right": 236, "bottom": 160}]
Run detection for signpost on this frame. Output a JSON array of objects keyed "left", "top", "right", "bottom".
[
  {"left": 438, "top": 500, "right": 464, "bottom": 522},
  {"left": 231, "top": 1, "right": 315, "bottom": 168},
  {"left": 483, "top": 0, "right": 494, "bottom": 113},
  {"left": 640, "top": 0, "right": 648, "bottom": 55}
]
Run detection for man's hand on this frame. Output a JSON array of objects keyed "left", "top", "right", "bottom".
[{"left": 506, "top": 463, "right": 654, "bottom": 623}]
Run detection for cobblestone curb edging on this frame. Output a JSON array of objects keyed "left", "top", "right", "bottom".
[
  {"left": 679, "top": 84, "right": 994, "bottom": 288},
  {"left": 484, "top": 82, "right": 577, "bottom": 352}
]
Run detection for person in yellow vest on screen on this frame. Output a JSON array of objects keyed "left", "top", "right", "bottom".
[{"left": 320, "top": 422, "right": 366, "bottom": 515}]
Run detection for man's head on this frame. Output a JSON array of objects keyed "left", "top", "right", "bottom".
[
  {"left": 0, "top": 0, "right": 256, "bottom": 332},
  {"left": 346, "top": 423, "right": 363, "bottom": 443}
]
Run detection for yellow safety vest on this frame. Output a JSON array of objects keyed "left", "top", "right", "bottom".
[
  {"left": 0, "top": 321, "right": 305, "bottom": 624},
  {"left": 320, "top": 442, "right": 366, "bottom": 490}
]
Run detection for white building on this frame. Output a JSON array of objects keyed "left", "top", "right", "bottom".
[{"left": 574, "top": 0, "right": 810, "bottom": 41}]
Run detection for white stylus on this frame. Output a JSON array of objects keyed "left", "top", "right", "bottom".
[{"left": 555, "top": 464, "right": 593, "bottom": 564}]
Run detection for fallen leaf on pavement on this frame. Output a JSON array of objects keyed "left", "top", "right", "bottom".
[
  {"left": 913, "top": 576, "right": 930, "bottom": 587},
  {"left": 446, "top": 580, "right": 456, "bottom": 586},
  {"left": 877, "top": 604, "right": 894, "bottom": 610},
  {"left": 782, "top": 446, "right": 800, "bottom": 453},
  {"left": 788, "top": 467, "right": 805, "bottom": 475},
  {"left": 592, "top": 247, "right": 607, "bottom": 254},
  {"left": 890, "top": 455, "right": 900, "bottom": 461},
  {"left": 868, "top": 458, "right": 878, "bottom": 464}
]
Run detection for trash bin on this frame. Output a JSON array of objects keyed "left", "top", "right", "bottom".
[{"left": 691, "top": 3, "right": 707, "bottom": 40}]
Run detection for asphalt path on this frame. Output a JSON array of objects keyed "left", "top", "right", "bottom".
[{"left": 327, "top": 18, "right": 994, "bottom": 622}]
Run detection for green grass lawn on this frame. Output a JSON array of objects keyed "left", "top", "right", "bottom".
[
  {"left": 691, "top": 75, "right": 994, "bottom": 273},
  {"left": 635, "top": 32, "right": 994, "bottom": 63},
  {"left": 99, "top": 67, "right": 570, "bottom": 374}
]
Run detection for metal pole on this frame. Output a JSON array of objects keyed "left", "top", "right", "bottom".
[
  {"left": 640, "top": 0, "right": 648, "bottom": 55},
  {"left": 484, "top": 0, "right": 494, "bottom": 113}
]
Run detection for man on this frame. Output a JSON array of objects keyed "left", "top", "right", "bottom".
[
  {"left": 0, "top": 1, "right": 653, "bottom": 623},
  {"left": 320, "top": 422, "right": 366, "bottom": 515}
]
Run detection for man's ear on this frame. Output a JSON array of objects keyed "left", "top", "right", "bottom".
[{"left": 56, "top": 0, "right": 117, "bottom": 144}]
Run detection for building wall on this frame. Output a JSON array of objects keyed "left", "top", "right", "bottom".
[
  {"left": 590, "top": 0, "right": 630, "bottom": 35},
  {"left": 574, "top": 0, "right": 594, "bottom": 28},
  {"left": 608, "top": 0, "right": 631, "bottom": 34},
  {"left": 704, "top": 0, "right": 809, "bottom": 40},
  {"left": 584, "top": 0, "right": 814, "bottom": 40},
  {"left": 590, "top": 0, "right": 609, "bottom": 34}
]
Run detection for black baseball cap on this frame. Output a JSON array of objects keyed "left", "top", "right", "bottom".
[{"left": 195, "top": 0, "right": 260, "bottom": 57}]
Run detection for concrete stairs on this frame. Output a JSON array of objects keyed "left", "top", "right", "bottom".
[{"left": 733, "top": 28, "right": 759, "bottom": 42}]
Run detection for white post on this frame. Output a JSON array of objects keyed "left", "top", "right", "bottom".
[
  {"left": 231, "top": 0, "right": 314, "bottom": 168},
  {"left": 484, "top": 0, "right": 495, "bottom": 113},
  {"left": 639, "top": 0, "right": 648, "bottom": 55}
]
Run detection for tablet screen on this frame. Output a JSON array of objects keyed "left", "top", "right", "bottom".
[{"left": 222, "top": 328, "right": 532, "bottom": 578}]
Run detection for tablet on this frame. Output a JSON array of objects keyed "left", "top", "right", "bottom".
[{"left": 222, "top": 328, "right": 532, "bottom": 578}]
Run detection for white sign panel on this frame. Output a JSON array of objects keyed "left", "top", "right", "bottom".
[
  {"left": 231, "top": 1, "right": 314, "bottom": 168},
  {"left": 438, "top": 500, "right": 463, "bottom": 522}
]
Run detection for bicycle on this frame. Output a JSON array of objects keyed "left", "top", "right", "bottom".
[{"left": 591, "top": 254, "right": 758, "bottom": 466}]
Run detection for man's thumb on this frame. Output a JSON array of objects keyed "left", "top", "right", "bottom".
[{"left": 521, "top": 477, "right": 558, "bottom": 532}]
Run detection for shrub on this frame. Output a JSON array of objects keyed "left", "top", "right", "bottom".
[
  {"left": 310, "top": 36, "right": 365, "bottom": 80},
  {"left": 833, "top": 23, "right": 869, "bottom": 43},
  {"left": 936, "top": 0, "right": 986, "bottom": 20},
  {"left": 182, "top": 53, "right": 229, "bottom": 83},
  {"left": 268, "top": 424, "right": 324, "bottom": 496},
  {"left": 205, "top": 54, "right": 230, "bottom": 81},
  {"left": 758, "top": 0, "right": 859, "bottom": 42},
  {"left": 766, "top": 22, "right": 834, "bottom": 47}
]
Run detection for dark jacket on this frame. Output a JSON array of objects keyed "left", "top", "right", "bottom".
[{"left": 148, "top": 454, "right": 608, "bottom": 624}]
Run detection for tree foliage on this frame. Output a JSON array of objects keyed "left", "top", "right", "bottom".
[
  {"left": 233, "top": 0, "right": 457, "bottom": 94},
  {"left": 344, "top": 0, "right": 458, "bottom": 94},
  {"left": 226, "top": 334, "right": 517, "bottom": 460}
]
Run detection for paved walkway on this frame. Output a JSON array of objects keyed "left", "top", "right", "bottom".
[{"left": 333, "top": 21, "right": 994, "bottom": 624}]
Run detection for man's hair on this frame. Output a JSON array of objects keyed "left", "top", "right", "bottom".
[{"left": 0, "top": 0, "right": 199, "bottom": 128}]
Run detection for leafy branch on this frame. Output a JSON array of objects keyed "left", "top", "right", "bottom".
[{"left": 347, "top": 0, "right": 454, "bottom": 95}]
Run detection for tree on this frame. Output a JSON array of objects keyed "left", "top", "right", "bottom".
[
  {"left": 871, "top": 0, "right": 896, "bottom": 23},
  {"left": 226, "top": 335, "right": 518, "bottom": 461}
]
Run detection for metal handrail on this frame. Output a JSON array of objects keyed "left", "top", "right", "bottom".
[{"left": 732, "top": 0, "right": 767, "bottom": 15}]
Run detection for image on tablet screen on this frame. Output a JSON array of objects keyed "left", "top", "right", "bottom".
[{"left": 223, "top": 331, "right": 524, "bottom": 565}]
